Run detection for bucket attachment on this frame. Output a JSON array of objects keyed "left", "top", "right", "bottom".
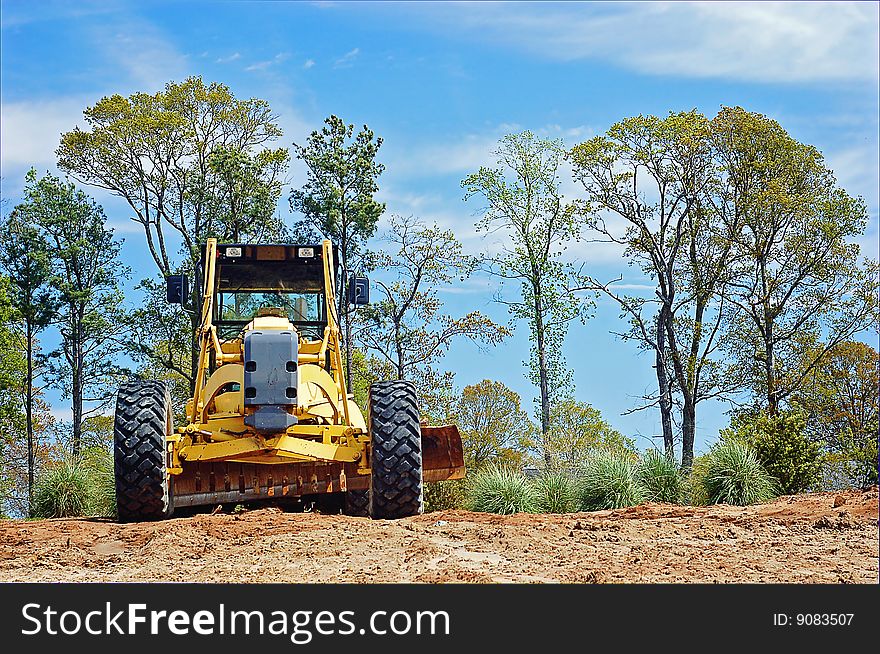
[{"left": 420, "top": 424, "right": 466, "bottom": 482}]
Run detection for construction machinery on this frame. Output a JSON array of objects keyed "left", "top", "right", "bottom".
[{"left": 113, "top": 239, "right": 465, "bottom": 521}]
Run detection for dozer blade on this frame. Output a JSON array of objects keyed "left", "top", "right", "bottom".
[{"left": 421, "top": 424, "right": 466, "bottom": 482}]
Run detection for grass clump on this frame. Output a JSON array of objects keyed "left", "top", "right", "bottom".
[
  {"left": 467, "top": 466, "right": 538, "bottom": 515},
  {"left": 702, "top": 441, "right": 778, "bottom": 506},
  {"left": 576, "top": 450, "right": 644, "bottom": 510},
  {"left": 80, "top": 447, "right": 116, "bottom": 518},
  {"left": 424, "top": 479, "right": 468, "bottom": 512},
  {"left": 636, "top": 449, "right": 683, "bottom": 503},
  {"left": 534, "top": 472, "right": 578, "bottom": 513},
  {"left": 31, "top": 447, "right": 117, "bottom": 519},
  {"left": 31, "top": 459, "right": 92, "bottom": 518}
]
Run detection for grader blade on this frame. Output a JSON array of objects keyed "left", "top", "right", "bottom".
[
  {"left": 421, "top": 424, "right": 466, "bottom": 482},
  {"left": 171, "top": 461, "right": 368, "bottom": 508}
]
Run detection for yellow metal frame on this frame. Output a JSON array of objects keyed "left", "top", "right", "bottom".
[{"left": 174, "top": 238, "right": 368, "bottom": 474}]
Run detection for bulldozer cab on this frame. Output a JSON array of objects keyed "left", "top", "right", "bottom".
[{"left": 209, "top": 243, "right": 334, "bottom": 342}]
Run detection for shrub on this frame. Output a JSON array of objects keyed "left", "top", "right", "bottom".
[
  {"left": 576, "top": 450, "right": 644, "bottom": 510},
  {"left": 424, "top": 479, "right": 468, "bottom": 512},
  {"left": 31, "top": 448, "right": 117, "bottom": 519},
  {"left": 702, "top": 441, "right": 778, "bottom": 506},
  {"left": 683, "top": 454, "right": 711, "bottom": 506},
  {"left": 534, "top": 472, "right": 578, "bottom": 513},
  {"left": 467, "top": 466, "right": 538, "bottom": 514},
  {"left": 722, "top": 410, "right": 822, "bottom": 494},
  {"left": 636, "top": 449, "right": 683, "bottom": 503},
  {"left": 31, "top": 459, "right": 92, "bottom": 518},
  {"left": 80, "top": 447, "right": 116, "bottom": 518}
]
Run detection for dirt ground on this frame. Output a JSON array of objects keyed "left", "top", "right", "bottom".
[{"left": 1, "top": 488, "right": 877, "bottom": 583}]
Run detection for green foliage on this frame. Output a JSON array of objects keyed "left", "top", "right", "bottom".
[
  {"left": 289, "top": 115, "right": 385, "bottom": 260},
  {"left": 451, "top": 379, "right": 535, "bottom": 471},
  {"left": 534, "top": 472, "right": 578, "bottom": 513},
  {"left": 31, "top": 447, "right": 116, "bottom": 519},
  {"left": 712, "top": 107, "right": 878, "bottom": 413},
  {"left": 467, "top": 466, "right": 538, "bottom": 515},
  {"left": 462, "top": 131, "right": 593, "bottom": 440},
  {"left": 790, "top": 340, "right": 879, "bottom": 489},
  {"left": 701, "top": 441, "right": 778, "bottom": 506},
  {"left": 636, "top": 449, "right": 684, "bottom": 503},
  {"left": 423, "top": 479, "right": 468, "bottom": 513},
  {"left": 576, "top": 450, "right": 644, "bottom": 510},
  {"left": 58, "top": 76, "right": 287, "bottom": 277},
  {"left": 31, "top": 459, "right": 92, "bottom": 518},
  {"left": 79, "top": 446, "right": 116, "bottom": 518},
  {"left": 722, "top": 410, "right": 822, "bottom": 494},
  {"left": 542, "top": 398, "right": 635, "bottom": 469},
  {"left": 356, "top": 216, "right": 507, "bottom": 394},
  {"left": 683, "top": 454, "right": 711, "bottom": 506}
]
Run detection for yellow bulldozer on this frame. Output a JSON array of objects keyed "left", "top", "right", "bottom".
[{"left": 113, "top": 239, "right": 465, "bottom": 521}]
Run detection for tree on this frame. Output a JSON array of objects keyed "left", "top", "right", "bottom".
[
  {"left": 451, "top": 379, "right": 535, "bottom": 470},
  {"left": 21, "top": 171, "right": 130, "bottom": 456},
  {"left": 462, "top": 132, "right": 591, "bottom": 460},
  {"left": 356, "top": 216, "right": 507, "bottom": 403},
  {"left": 790, "top": 340, "right": 879, "bottom": 488},
  {"left": 0, "top": 277, "right": 27, "bottom": 515},
  {"left": 57, "top": 76, "right": 289, "bottom": 388},
  {"left": 543, "top": 398, "right": 636, "bottom": 469},
  {"left": 289, "top": 115, "right": 385, "bottom": 385},
  {"left": 569, "top": 111, "right": 733, "bottom": 469},
  {"left": 0, "top": 209, "right": 57, "bottom": 510},
  {"left": 713, "top": 106, "right": 878, "bottom": 415},
  {"left": 721, "top": 409, "right": 822, "bottom": 495}
]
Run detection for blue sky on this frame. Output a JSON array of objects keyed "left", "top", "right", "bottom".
[{"left": 1, "top": 1, "right": 878, "bottom": 455}]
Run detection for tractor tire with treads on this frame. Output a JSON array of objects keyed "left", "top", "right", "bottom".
[
  {"left": 114, "top": 380, "right": 174, "bottom": 522},
  {"left": 368, "top": 380, "right": 423, "bottom": 519},
  {"left": 344, "top": 489, "right": 370, "bottom": 517}
]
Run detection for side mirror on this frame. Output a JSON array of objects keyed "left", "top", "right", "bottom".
[
  {"left": 348, "top": 275, "right": 370, "bottom": 306},
  {"left": 166, "top": 275, "right": 190, "bottom": 304}
]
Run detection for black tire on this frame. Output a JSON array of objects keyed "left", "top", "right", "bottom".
[
  {"left": 114, "top": 380, "right": 174, "bottom": 522},
  {"left": 368, "top": 380, "right": 423, "bottom": 519},
  {"left": 343, "top": 489, "right": 369, "bottom": 517}
]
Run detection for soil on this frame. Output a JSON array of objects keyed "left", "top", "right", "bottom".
[{"left": 1, "top": 488, "right": 877, "bottom": 583}]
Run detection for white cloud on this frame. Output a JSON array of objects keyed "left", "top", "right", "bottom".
[
  {"left": 333, "top": 47, "right": 360, "bottom": 68},
  {"left": 216, "top": 52, "right": 241, "bottom": 64},
  {"left": 0, "top": 98, "right": 88, "bottom": 173},
  {"left": 245, "top": 52, "right": 290, "bottom": 72},
  {"left": 303, "top": 58, "right": 316, "bottom": 69},
  {"left": 93, "top": 21, "right": 188, "bottom": 89},
  {"left": 383, "top": 2, "right": 879, "bottom": 84}
]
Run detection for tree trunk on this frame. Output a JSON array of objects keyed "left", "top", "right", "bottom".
[
  {"left": 765, "top": 323, "right": 777, "bottom": 415},
  {"left": 681, "top": 398, "right": 696, "bottom": 470},
  {"left": 655, "top": 312, "right": 675, "bottom": 459},
  {"left": 25, "top": 323, "right": 35, "bottom": 517},
  {"left": 72, "top": 337, "right": 83, "bottom": 457},
  {"left": 533, "top": 284, "right": 552, "bottom": 466}
]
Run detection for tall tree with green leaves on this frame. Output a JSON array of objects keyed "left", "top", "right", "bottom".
[
  {"left": 0, "top": 209, "right": 57, "bottom": 509},
  {"left": 462, "top": 132, "right": 591, "bottom": 461},
  {"left": 289, "top": 115, "right": 385, "bottom": 384},
  {"left": 356, "top": 215, "right": 508, "bottom": 411},
  {"left": 713, "top": 106, "right": 879, "bottom": 415},
  {"left": 570, "top": 111, "right": 734, "bottom": 469},
  {"left": 20, "top": 171, "right": 130, "bottom": 456},
  {"left": 57, "top": 76, "right": 289, "bottom": 391}
]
